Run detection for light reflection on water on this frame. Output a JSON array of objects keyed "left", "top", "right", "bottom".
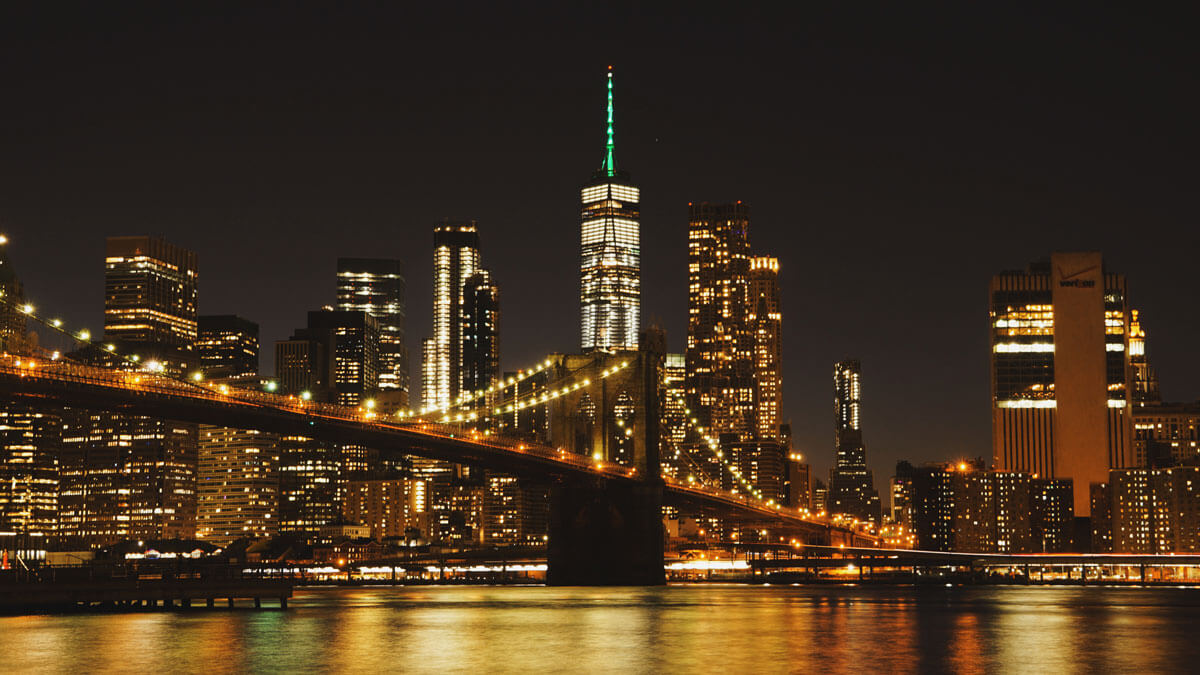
[{"left": 3, "top": 584, "right": 1199, "bottom": 673}]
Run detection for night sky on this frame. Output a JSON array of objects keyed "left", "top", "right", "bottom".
[{"left": 1, "top": 4, "right": 1196, "bottom": 482}]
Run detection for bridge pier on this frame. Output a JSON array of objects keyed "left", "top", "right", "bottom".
[{"left": 546, "top": 479, "right": 665, "bottom": 586}]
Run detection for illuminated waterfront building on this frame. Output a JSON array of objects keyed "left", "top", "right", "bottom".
[
  {"left": 0, "top": 406, "right": 60, "bottom": 541},
  {"left": 58, "top": 236, "right": 199, "bottom": 547},
  {"left": 0, "top": 247, "right": 57, "bottom": 544},
  {"left": 194, "top": 314, "right": 277, "bottom": 545},
  {"left": 277, "top": 435, "right": 343, "bottom": 542},
  {"left": 196, "top": 315, "right": 258, "bottom": 380},
  {"left": 990, "top": 252, "right": 1134, "bottom": 516},
  {"left": 423, "top": 222, "right": 482, "bottom": 410},
  {"left": 910, "top": 460, "right": 1038, "bottom": 553},
  {"left": 748, "top": 256, "right": 782, "bottom": 440},
  {"left": 336, "top": 258, "right": 409, "bottom": 406},
  {"left": 343, "top": 478, "right": 430, "bottom": 541},
  {"left": 1030, "top": 478, "right": 1074, "bottom": 553},
  {"left": 59, "top": 412, "right": 197, "bottom": 546},
  {"left": 483, "top": 475, "right": 549, "bottom": 547},
  {"left": 580, "top": 66, "right": 640, "bottom": 353},
  {"left": 195, "top": 426, "right": 277, "bottom": 546},
  {"left": 1092, "top": 466, "right": 1200, "bottom": 553},
  {"left": 829, "top": 360, "right": 881, "bottom": 523},
  {"left": 103, "top": 236, "right": 198, "bottom": 349},
  {"left": 685, "top": 202, "right": 755, "bottom": 439}
]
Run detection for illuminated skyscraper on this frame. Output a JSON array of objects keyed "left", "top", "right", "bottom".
[
  {"left": 103, "top": 236, "right": 198, "bottom": 349},
  {"left": 462, "top": 270, "right": 500, "bottom": 397},
  {"left": 685, "top": 202, "right": 754, "bottom": 439},
  {"left": 829, "top": 360, "right": 881, "bottom": 523},
  {"left": 336, "top": 258, "right": 409, "bottom": 404},
  {"left": 59, "top": 235, "right": 199, "bottom": 547},
  {"left": 196, "top": 315, "right": 258, "bottom": 380},
  {"left": 990, "top": 252, "right": 1134, "bottom": 516},
  {"left": 423, "top": 222, "right": 481, "bottom": 410},
  {"left": 580, "top": 66, "right": 640, "bottom": 352},
  {"left": 748, "top": 256, "right": 782, "bottom": 440}
]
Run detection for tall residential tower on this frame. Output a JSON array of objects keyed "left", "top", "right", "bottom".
[
  {"left": 580, "top": 66, "right": 640, "bottom": 352},
  {"left": 829, "top": 360, "right": 881, "bottom": 522}
]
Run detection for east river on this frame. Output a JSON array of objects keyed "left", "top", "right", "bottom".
[{"left": 4, "top": 584, "right": 1200, "bottom": 673}]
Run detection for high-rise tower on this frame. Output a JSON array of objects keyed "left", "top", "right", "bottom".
[
  {"left": 990, "top": 252, "right": 1134, "bottom": 516},
  {"left": 748, "top": 256, "right": 782, "bottom": 440},
  {"left": 336, "top": 258, "right": 409, "bottom": 402},
  {"left": 580, "top": 66, "right": 640, "bottom": 352},
  {"left": 423, "top": 222, "right": 481, "bottom": 410},
  {"left": 829, "top": 360, "right": 881, "bottom": 522},
  {"left": 685, "top": 202, "right": 755, "bottom": 438}
]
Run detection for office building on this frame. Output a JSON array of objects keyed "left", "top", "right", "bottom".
[
  {"left": 276, "top": 310, "right": 380, "bottom": 405},
  {"left": 196, "top": 315, "right": 258, "bottom": 380},
  {"left": 195, "top": 427, "right": 278, "bottom": 546},
  {"left": 748, "top": 256, "right": 782, "bottom": 440},
  {"left": 0, "top": 406, "right": 60, "bottom": 541},
  {"left": 277, "top": 435, "right": 343, "bottom": 542},
  {"left": 685, "top": 202, "right": 755, "bottom": 439},
  {"left": 58, "top": 236, "right": 200, "bottom": 547},
  {"left": 829, "top": 360, "right": 881, "bottom": 522},
  {"left": 0, "top": 238, "right": 26, "bottom": 352},
  {"left": 59, "top": 412, "right": 198, "bottom": 546},
  {"left": 336, "top": 258, "right": 409, "bottom": 405},
  {"left": 580, "top": 66, "right": 640, "bottom": 353},
  {"left": 990, "top": 252, "right": 1134, "bottom": 516},
  {"left": 103, "top": 236, "right": 198, "bottom": 349}
]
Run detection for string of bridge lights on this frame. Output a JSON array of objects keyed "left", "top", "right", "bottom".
[
  {"left": 417, "top": 360, "right": 632, "bottom": 424},
  {"left": 667, "top": 392, "right": 770, "bottom": 503},
  {"left": 6, "top": 299, "right": 181, "bottom": 375}
]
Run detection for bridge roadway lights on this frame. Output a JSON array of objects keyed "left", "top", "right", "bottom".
[{"left": 546, "top": 479, "right": 665, "bottom": 586}]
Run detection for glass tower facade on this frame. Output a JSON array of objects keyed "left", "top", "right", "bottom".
[
  {"left": 580, "top": 66, "right": 640, "bottom": 352},
  {"left": 336, "top": 258, "right": 409, "bottom": 400}
]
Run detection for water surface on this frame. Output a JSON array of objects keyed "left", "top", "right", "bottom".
[{"left": 4, "top": 584, "right": 1199, "bottom": 673}]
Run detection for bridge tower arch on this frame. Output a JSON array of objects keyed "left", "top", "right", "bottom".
[{"left": 545, "top": 329, "right": 665, "bottom": 585}]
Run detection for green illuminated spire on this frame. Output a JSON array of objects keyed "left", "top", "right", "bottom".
[{"left": 602, "top": 65, "right": 615, "bottom": 176}]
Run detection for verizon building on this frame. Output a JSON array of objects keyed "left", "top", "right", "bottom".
[{"left": 990, "top": 252, "right": 1134, "bottom": 516}]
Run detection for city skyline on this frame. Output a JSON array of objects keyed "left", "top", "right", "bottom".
[{"left": 1, "top": 4, "right": 1197, "bottom": 484}]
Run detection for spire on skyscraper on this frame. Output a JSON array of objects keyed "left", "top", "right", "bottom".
[{"left": 601, "top": 65, "right": 616, "bottom": 177}]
